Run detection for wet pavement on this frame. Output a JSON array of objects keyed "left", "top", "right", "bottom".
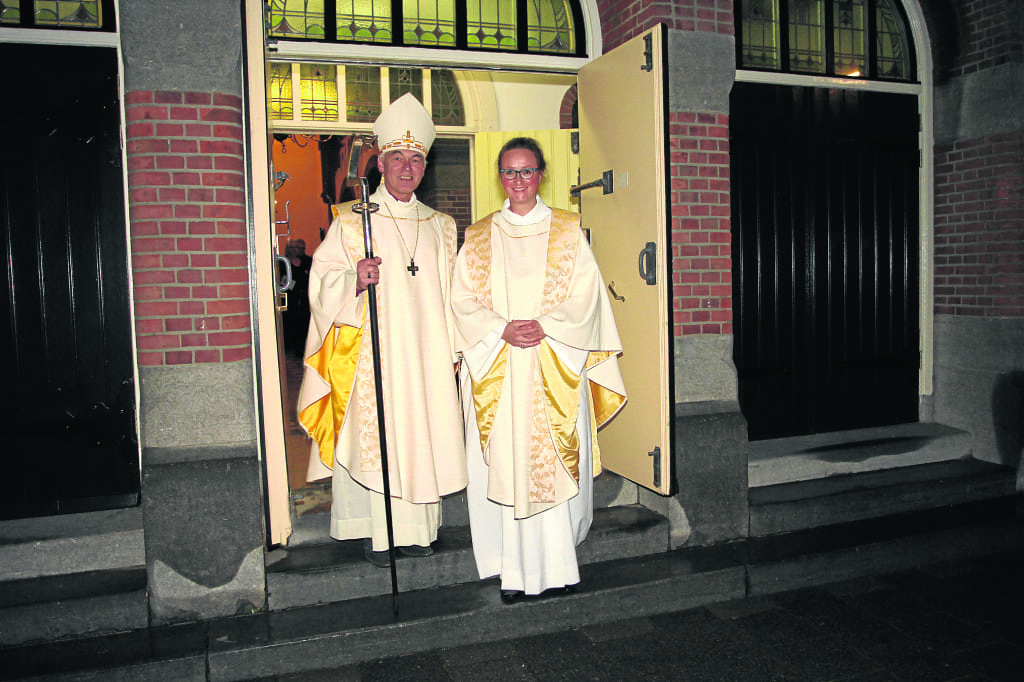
[
  {"left": 3, "top": 499, "right": 1022, "bottom": 681},
  {"left": 263, "top": 546, "right": 1024, "bottom": 682}
]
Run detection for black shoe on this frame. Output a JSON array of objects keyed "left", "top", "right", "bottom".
[
  {"left": 362, "top": 539, "right": 390, "bottom": 568},
  {"left": 398, "top": 544, "right": 434, "bottom": 558},
  {"left": 500, "top": 589, "right": 525, "bottom": 604},
  {"left": 545, "top": 584, "right": 577, "bottom": 597}
]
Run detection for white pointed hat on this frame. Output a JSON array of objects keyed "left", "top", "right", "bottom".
[{"left": 373, "top": 93, "right": 435, "bottom": 156}]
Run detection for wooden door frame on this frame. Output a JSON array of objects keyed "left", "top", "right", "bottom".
[{"left": 243, "top": 0, "right": 609, "bottom": 545}]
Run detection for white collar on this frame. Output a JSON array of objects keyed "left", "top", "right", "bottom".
[
  {"left": 374, "top": 185, "right": 433, "bottom": 220},
  {"left": 500, "top": 196, "right": 552, "bottom": 226}
]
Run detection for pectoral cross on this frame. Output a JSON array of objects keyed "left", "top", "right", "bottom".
[{"left": 407, "top": 259, "right": 419, "bottom": 276}]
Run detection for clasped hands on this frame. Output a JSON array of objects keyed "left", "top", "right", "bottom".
[{"left": 502, "top": 320, "right": 545, "bottom": 349}]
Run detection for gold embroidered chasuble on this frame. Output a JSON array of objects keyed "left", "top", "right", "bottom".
[
  {"left": 453, "top": 207, "right": 626, "bottom": 519},
  {"left": 297, "top": 188, "right": 467, "bottom": 504}
]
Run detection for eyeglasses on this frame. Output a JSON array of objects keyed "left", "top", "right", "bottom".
[{"left": 498, "top": 168, "right": 539, "bottom": 180}]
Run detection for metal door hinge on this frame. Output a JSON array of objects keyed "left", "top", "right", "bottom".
[{"left": 649, "top": 446, "right": 661, "bottom": 488}]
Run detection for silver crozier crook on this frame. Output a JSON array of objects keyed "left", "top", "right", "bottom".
[{"left": 353, "top": 177, "right": 400, "bottom": 616}]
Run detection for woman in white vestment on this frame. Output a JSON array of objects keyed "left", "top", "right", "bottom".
[{"left": 452, "top": 137, "right": 626, "bottom": 601}]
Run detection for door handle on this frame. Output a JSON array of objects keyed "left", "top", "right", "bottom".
[
  {"left": 638, "top": 242, "right": 656, "bottom": 285},
  {"left": 276, "top": 254, "right": 293, "bottom": 295},
  {"left": 570, "top": 170, "right": 614, "bottom": 196}
]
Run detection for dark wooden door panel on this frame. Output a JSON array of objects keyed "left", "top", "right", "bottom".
[
  {"left": 731, "top": 83, "right": 919, "bottom": 440},
  {"left": 1, "top": 43, "right": 138, "bottom": 519}
]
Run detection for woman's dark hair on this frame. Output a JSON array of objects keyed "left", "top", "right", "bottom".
[{"left": 497, "top": 137, "right": 547, "bottom": 174}]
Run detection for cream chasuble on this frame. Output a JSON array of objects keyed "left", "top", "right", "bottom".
[
  {"left": 298, "top": 187, "right": 467, "bottom": 546},
  {"left": 452, "top": 198, "right": 626, "bottom": 593}
]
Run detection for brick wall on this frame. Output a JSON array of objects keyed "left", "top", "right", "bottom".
[
  {"left": 560, "top": 85, "right": 578, "bottom": 129},
  {"left": 934, "top": 130, "right": 1024, "bottom": 318},
  {"left": 595, "top": 1, "right": 736, "bottom": 339},
  {"left": 125, "top": 91, "right": 252, "bottom": 366},
  {"left": 422, "top": 187, "right": 473, "bottom": 244},
  {"left": 670, "top": 112, "right": 733, "bottom": 336},
  {"left": 597, "top": 0, "right": 734, "bottom": 51},
  {"left": 951, "top": 0, "right": 1024, "bottom": 76}
]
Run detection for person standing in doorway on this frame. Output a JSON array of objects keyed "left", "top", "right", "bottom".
[
  {"left": 281, "top": 239, "right": 312, "bottom": 356},
  {"left": 452, "top": 137, "right": 627, "bottom": 601},
  {"left": 298, "top": 93, "right": 466, "bottom": 567}
]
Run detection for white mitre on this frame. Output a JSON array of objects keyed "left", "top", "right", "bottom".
[{"left": 373, "top": 93, "right": 435, "bottom": 156}]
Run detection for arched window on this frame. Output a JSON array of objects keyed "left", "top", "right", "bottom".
[
  {"left": 269, "top": 63, "right": 465, "bottom": 128},
  {"left": 736, "top": 0, "right": 915, "bottom": 82},
  {"left": 0, "top": 0, "right": 114, "bottom": 30},
  {"left": 267, "top": 0, "right": 585, "bottom": 57}
]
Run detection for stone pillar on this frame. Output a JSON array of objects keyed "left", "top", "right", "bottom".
[
  {"left": 931, "top": 0, "right": 1024, "bottom": 480},
  {"left": 663, "top": 26, "right": 749, "bottom": 546},
  {"left": 120, "top": 0, "right": 266, "bottom": 624}
]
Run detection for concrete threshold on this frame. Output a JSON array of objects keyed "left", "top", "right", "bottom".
[{"left": 748, "top": 422, "right": 973, "bottom": 487}]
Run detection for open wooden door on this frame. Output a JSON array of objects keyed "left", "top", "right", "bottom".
[
  {"left": 244, "top": 0, "right": 292, "bottom": 545},
  {"left": 578, "top": 26, "right": 673, "bottom": 494}
]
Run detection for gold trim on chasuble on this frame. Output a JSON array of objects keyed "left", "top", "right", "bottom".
[
  {"left": 463, "top": 210, "right": 590, "bottom": 503},
  {"left": 298, "top": 212, "right": 386, "bottom": 473}
]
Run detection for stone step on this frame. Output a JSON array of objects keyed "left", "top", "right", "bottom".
[
  {"left": 4, "top": 497, "right": 1020, "bottom": 681},
  {"left": 0, "top": 508, "right": 147, "bottom": 647},
  {"left": 747, "top": 422, "right": 973, "bottom": 487},
  {"left": 266, "top": 504, "right": 669, "bottom": 610},
  {"left": 0, "top": 568, "right": 149, "bottom": 648},
  {"left": 749, "top": 456, "right": 1018, "bottom": 536}
]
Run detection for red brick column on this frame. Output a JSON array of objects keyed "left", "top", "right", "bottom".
[
  {"left": 597, "top": 0, "right": 734, "bottom": 51},
  {"left": 125, "top": 91, "right": 252, "bottom": 366},
  {"left": 934, "top": 131, "right": 1024, "bottom": 317},
  {"left": 669, "top": 112, "right": 732, "bottom": 336},
  {"left": 559, "top": 84, "right": 578, "bottom": 129}
]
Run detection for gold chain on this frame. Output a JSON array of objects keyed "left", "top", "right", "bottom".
[{"left": 383, "top": 203, "right": 421, "bottom": 275}]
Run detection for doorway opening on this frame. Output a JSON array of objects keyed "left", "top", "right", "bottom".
[{"left": 271, "top": 133, "right": 472, "bottom": 527}]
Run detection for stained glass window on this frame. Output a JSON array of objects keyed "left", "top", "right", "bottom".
[
  {"left": 269, "top": 63, "right": 294, "bottom": 120},
  {"left": 789, "top": 0, "right": 825, "bottom": 74},
  {"left": 389, "top": 68, "right": 424, "bottom": 103},
  {"left": 431, "top": 69, "right": 464, "bottom": 126},
  {"left": 346, "top": 65, "right": 383, "bottom": 123},
  {"left": 739, "top": 0, "right": 780, "bottom": 69},
  {"left": 736, "top": 0, "right": 914, "bottom": 81},
  {"left": 527, "top": 0, "right": 575, "bottom": 54},
  {"left": 2, "top": 0, "right": 113, "bottom": 29},
  {"left": 266, "top": 0, "right": 585, "bottom": 57},
  {"left": 33, "top": 0, "right": 101, "bottom": 26},
  {"left": 833, "top": 0, "right": 867, "bottom": 77},
  {"left": 300, "top": 64, "right": 339, "bottom": 121},
  {"left": 336, "top": 0, "right": 392, "bottom": 42},
  {"left": 876, "top": 0, "right": 911, "bottom": 80},
  {"left": 403, "top": 0, "right": 456, "bottom": 47},
  {"left": 269, "top": 0, "right": 327, "bottom": 39},
  {"left": 269, "top": 63, "right": 465, "bottom": 128},
  {"left": 466, "top": 0, "right": 516, "bottom": 51},
  {"left": 0, "top": 0, "right": 20, "bottom": 24}
]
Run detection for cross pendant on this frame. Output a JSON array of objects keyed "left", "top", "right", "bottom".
[{"left": 407, "top": 259, "right": 419, "bottom": 276}]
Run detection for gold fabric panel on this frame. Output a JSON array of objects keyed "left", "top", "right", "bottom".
[
  {"left": 538, "top": 341, "right": 582, "bottom": 484},
  {"left": 585, "top": 351, "right": 626, "bottom": 427},
  {"left": 298, "top": 314, "right": 365, "bottom": 469},
  {"left": 471, "top": 344, "right": 509, "bottom": 455}
]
